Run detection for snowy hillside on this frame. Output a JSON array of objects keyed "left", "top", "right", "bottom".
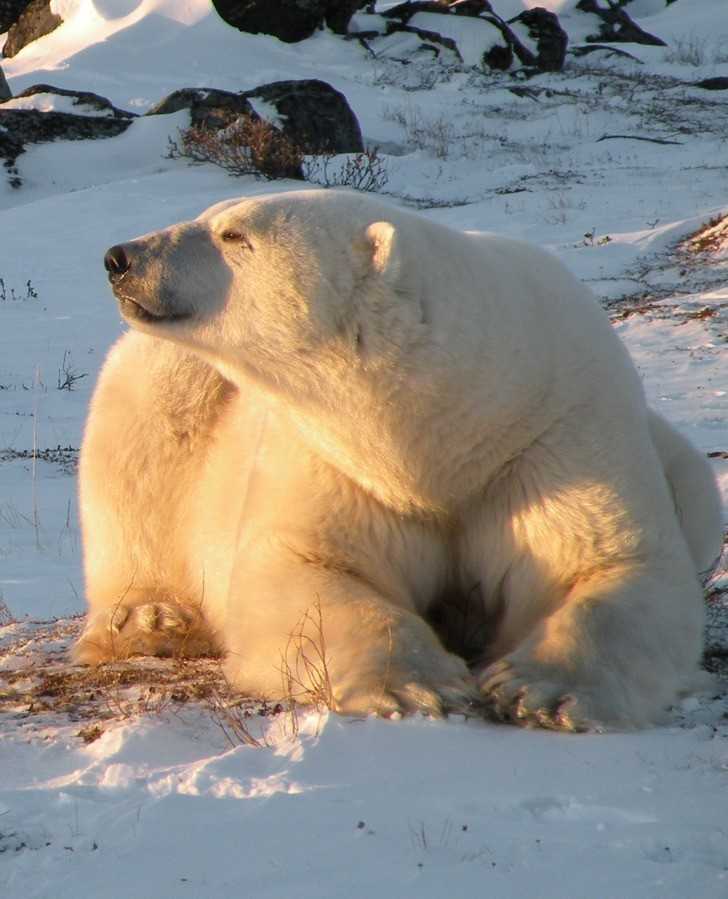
[{"left": 1, "top": 1, "right": 727, "bottom": 896}]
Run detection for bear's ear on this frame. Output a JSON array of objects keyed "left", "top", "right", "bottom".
[{"left": 364, "top": 221, "right": 400, "bottom": 281}]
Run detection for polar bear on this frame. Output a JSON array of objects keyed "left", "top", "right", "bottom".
[{"left": 73, "top": 189, "right": 722, "bottom": 731}]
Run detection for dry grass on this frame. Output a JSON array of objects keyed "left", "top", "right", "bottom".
[
  {"left": 682, "top": 214, "right": 728, "bottom": 255},
  {"left": 0, "top": 607, "right": 334, "bottom": 747},
  {"left": 0, "top": 617, "right": 279, "bottom": 745},
  {"left": 0, "top": 595, "right": 13, "bottom": 625},
  {"left": 168, "top": 115, "right": 388, "bottom": 192},
  {"left": 273, "top": 599, "right": 336, "bottom": 737}
]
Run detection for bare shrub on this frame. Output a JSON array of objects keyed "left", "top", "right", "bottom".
[
  {"left": 167, "top": 115, "right": 305, "bottom": 181},
  {"left": 384, "top": 104, "right": 456, "bottom": 159},
  {"left": 0, "top": 594, "right": 14, "bottom": 625},
  {"left": 57, "top": 350, "right": 87, "bottom": 391},
  {"left": 0, "top": 278, "right": 38, "bottom": 302},
  {"left": 168, "top": 115, "right": 389, "bottom": 192},
  {"left": 277, "top": 598, "right": 335, "bottom": 735},
  {"left": 304, "top": 148, "right": 389, "bottom": 192}
]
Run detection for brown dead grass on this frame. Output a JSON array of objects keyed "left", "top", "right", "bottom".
[
  {"left": 0, "top": 617, "right": 279, "bottom": 745},
  {"left": 682, "top": 214, "right": 728, "bottom": 255}
]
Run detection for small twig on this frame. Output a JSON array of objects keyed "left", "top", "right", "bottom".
[{"left": 596, "top": 134, "right": 683, "bottom": 145}]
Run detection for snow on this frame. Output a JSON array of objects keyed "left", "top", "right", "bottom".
[
  {"left": 0, "top": 1, "right": 727, "bottom": 896},
  {"left": 0, "top": 92, "right": 114, "bottom": 115}
]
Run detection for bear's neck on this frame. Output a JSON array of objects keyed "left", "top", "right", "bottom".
[{"left": 284, "top": 346, "right": 558, "bottom": 518}]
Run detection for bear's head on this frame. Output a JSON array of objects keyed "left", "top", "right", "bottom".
[{"left": 102, "top": 190, "right": 421, "bottom": 399}]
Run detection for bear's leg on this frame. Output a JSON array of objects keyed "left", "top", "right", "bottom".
[
  {"left": 648, "top": 410, "right": 723, "bottom": 577},
  {"left": 478, "top": 559, "right": 704, "bottom": 731},
  {"left": 222, "top": 539, "right": 479, "bottom": 717},
  {"left": 73, "top": 333, "right": 228, "bottom": 666},
  {"left": 471, "top": 442, "right": 707, "bottom": 730},
  {"left": 72, "top": 594, "right": 218, "bottom": 664}
]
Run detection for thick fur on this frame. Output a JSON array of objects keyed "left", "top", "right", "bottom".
[{"left": 73, "top": 190, "right": 723, "bottom": 730}]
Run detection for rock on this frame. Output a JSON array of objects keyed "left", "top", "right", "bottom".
[
  {"left": 0, "top": 64, "right": 10, "bottom": 101},
  {"left": 243, "top": 80, "right": 364, "bottom": 153},
  {"left": 694, "top": 77, "right": 728, "bottom": 91},
  {"left": 325, "top": 0, "right": 366, "bottom": 34},
  {"left": 148, "top": 80, "right": 364, "bottom": 155},
  {"left": 574, "top": 0, "right": 666, "bottom": 47},
  {"left": 0, "top": 84, "right": 135, "bottom": 168},
  {"left": 0, "top": 1, "right": 32, "bottom": 35},
  {"left": 211, "top": 0, "right": 365, "bottom": 43},
  {"left": 2, "top": 0, "right": 62, "bottom": 58},
  {"left": 508, "top": 8, "right": 568, "bottom": 72},
  {"left": 570, "top": 43, "right": 643, "bottom": 62},
  {"left": 12, "top": 83, "right": 134, "bottom": 117},
  {"left": 146, "top": 88, "right": 256, "bottom": 131},
  {"left": 381, "top": 1, "right": 454, "bottom": 23},
  {"left": 377, "top": 2, "right": 568, "bottom": 72}
]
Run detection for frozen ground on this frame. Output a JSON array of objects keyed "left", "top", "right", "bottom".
[{"left": 0, "top": 1, "right": 727, "bottom": 896}]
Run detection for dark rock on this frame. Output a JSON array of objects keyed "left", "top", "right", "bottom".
[
  {"left": 482, "top": 39, "right": 513, "bottom": 71},
  {"left": 0, "top": 64, "right": 9, "bottom": 100},
  {"left": 211, "top": 0, "right": 365, "bottom": 43},
  {"left": 0, "top": 84, "right": 135, "bottom": 168},
  {"left": 694, "top": 77, "right": 728, "bottom": 91},
  {"left": 0, "top": 1, "right": 32, "bottom": 34},
  {"left": 146, "top": 88, "right": 256, "bottom": 130},
  {"left": 242, "top": 80, "right": 364, "bottom": 153},
  {"left": 148, "top": 80, "right": 364, "bottom": 155},
  {"left": 451, "top": 0, "right": 493, "bottom": 15},
  {"left": 325, "top": 0, "right": 367, "bottom": 34},
  {"left": 378, "top": 1, "right": 567, "bottom": 72},
  {"left": 575, "top": 0, "right": 666, "bottom": 47},
  {"left": 14, "top": 83, "right": 135, "bottom": 118},
  {"left": 3, "top": 0, "right": 62, "bottom": 58},
  {"left": 508, "top": 8, "right": 568, "bottom": 72},
  {"left": 570, "top": 43, "right": 643, "bottom": 62},
  {"left": 381, "top": 1, "right": 452, "bottom": 24}
]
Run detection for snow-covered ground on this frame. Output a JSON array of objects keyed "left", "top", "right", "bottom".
[{"left": 1, "top": 1, "right": 727, "bottom": 896}]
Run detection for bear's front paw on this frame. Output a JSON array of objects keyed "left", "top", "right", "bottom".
[
  {"left": 478, "top": 659, "right": 605, "bottom": 733},
  {"left": 72, "top": 601, "right": 216, "bottom": 664},
  {"left": 336, "top": 670, "right": 481, "bottom": 719}
]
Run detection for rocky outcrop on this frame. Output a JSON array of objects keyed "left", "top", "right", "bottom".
[
  {"left": 146, "top": 88, "right": 256, "bottom": 131},
  {"left": 2, "top": 0, "right": 62, "bottom": 58},
  {"left": 694, "top": 77, "right": 728, "bottom": 91},
  {"left": 211, "top": 0, "right": 365, "bottom": 43},
  {"left": 0, "top": 84, "right": 135, "bottom": 167},
  {"left": 508, "top": 8, "right": 568, "bottom": 72},
  {"left": 243, "top": 80, "right": 363, "bottom": 152},
  {"left": 149, "top": 80, "right": 364, "bottom": 154},
  {"left": 377, "top": 1, "right": 568, "bottom": 72},
  {"left": 0, "top": 0, "right": 32, "bottom": 34},
  {"left": 0, "top": 64, "right": 10, "bottom": 100},
  {"left": 574, "top": 0, "right": 666, "bottom": 47}
]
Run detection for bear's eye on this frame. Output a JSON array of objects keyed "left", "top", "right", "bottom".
[{"left": 221, "top": 229, "right": 245, "bottom": 242}]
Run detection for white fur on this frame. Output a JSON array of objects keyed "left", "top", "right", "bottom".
[{"left": 73, "top": 190, "right": 723, "bottom": 730}]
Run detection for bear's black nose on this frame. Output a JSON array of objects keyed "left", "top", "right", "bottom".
[{"left": 104, "top": 245, "right": 130, "bottom": 276}]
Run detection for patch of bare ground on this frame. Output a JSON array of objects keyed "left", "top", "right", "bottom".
[
  {"left": 682, "top": 214, "right": 728, "bottom": 255},
  {"left": 607, "top": 213, "right": 728, "bottom": 333},
  {"left": 0, "top": 617, "right": 282, "bottom": 746}
]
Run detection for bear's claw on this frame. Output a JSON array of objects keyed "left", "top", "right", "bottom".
[{"left": 479, "top": 660, "right": 602, "bottom": 733}]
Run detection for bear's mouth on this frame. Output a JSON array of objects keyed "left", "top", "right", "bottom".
[{"left": 115, "top": 293, "right": 192, "bottom": 325}]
